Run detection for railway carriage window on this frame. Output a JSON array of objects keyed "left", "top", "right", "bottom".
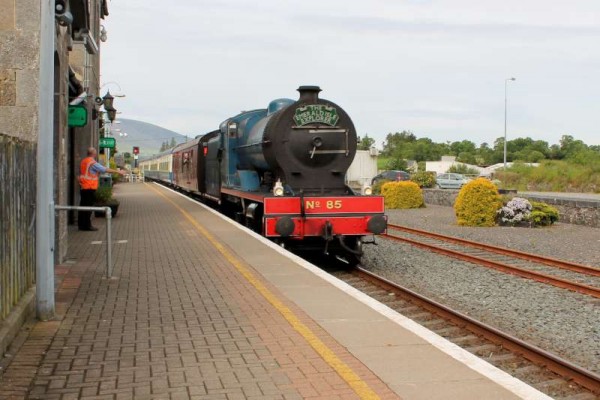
[{"left": 182, "top": 153, "right": 189, "bottom": 172}]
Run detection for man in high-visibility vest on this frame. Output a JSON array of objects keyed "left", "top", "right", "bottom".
[{"left": 78, "top": 147, "right": 125, "bottom": 231}]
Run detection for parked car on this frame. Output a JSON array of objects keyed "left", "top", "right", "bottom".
[
  {"left": 435, "top": 173, "right": 469, "bottom": 189},
  {"left": 371, "top": 170, "right": 410, "bottom": 185}
]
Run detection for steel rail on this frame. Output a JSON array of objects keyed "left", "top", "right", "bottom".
[
  {"left": 388, "top": 223, "right": 600, "bottom": 277},
  {"left": 382, "top": 232, "right": 600, "bottom": 299},
  {"left": 354, "top": 267, "right": 600, "bottom": 395}
]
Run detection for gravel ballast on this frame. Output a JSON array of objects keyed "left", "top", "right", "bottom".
[{"left": 362, "top": 205, "right": 600, "bottom": 373}]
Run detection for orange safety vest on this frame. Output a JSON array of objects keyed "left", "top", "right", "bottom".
[{"left": 79, "top": 157, "right": 99, "bottom": 190}]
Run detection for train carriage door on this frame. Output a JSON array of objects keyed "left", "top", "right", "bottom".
[
  {"left": 182, "top": 151, "right": 191, "bottom": 184},
  {"left": 198, "top": 143, "right": 208, "bottom": 193},
  {"left": 188, "top": 150, "right": 193, "bottom": 184},
  {"left": 206, "top": 134, "right": 221, "bottom": 198}
]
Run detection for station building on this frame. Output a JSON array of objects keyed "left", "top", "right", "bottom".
[{"left": 0, "top": 0, "right": 110, "bottom": 356}]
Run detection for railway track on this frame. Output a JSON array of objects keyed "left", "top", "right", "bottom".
[
  {"left": 332, "top": 267, "right": 600, "bottom": 399},
  {"left": 383, "top": 223, "right": 600, "bottom": 299}
]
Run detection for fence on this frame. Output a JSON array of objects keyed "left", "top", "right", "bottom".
[{"left": 0, "top": 135, "right": 36, "bottom": 322}]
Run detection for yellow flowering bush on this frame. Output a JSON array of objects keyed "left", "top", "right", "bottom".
[
  {"left": 381, "top": 181, "right": 425, "bottom": 209},
  {"left": 454, "top": 178, "right": 502, "bottom": 226}
]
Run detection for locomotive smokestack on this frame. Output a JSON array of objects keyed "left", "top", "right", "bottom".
[{"left": 297, "top": 86, "right": 321, "bottom": 103}]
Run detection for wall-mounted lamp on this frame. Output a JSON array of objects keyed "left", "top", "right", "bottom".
[{"left": 55, "top": 0, "right": 73, "bottom": 26}]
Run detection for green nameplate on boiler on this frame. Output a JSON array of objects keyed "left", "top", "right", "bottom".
[{"left": 293, "top": 104, "right": 339, "bottom": 126}]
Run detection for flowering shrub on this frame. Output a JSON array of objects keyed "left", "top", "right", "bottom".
[
  {"left": 497, "top": 197, "right": 532, "bottom": 225},
  {"left": 454, "top": 178, "right": 502, "bottom": 226},
  {"left": 381, "top": 181, "right": 425, "bottom": 209}
]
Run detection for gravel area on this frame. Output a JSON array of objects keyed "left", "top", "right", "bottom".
[
  {"left": 362, "top": 206, "right": 600, "bottom": 374},
  {"left": 387, "top": 205, "right": 600, "bottom": 267}
]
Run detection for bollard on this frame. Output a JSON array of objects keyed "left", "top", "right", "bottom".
[{"left": 105, "top": 206, "right": 112, "bottom": 277}]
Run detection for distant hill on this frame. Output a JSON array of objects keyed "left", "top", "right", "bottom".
[{"left": 110, "top": 119, "right": 190, "bottom": 157}]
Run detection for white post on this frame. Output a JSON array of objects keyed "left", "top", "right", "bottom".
[
  {"left": 36, "top": 0, "right": 55, "bottom": 320},
  {"left": 503, "top": 77, "right": 516, "bottom": 171}
]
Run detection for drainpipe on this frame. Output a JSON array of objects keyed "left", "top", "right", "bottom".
[{"left": 36, "top": 0, "right": 55, "bottom": 320}]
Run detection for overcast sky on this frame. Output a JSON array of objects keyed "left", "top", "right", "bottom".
[{"left": 101, "top": 0, "right": 600, "bottom": 148}]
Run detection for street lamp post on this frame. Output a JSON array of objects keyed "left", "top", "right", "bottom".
[
  {"left": 102, "top": 91, "right": 117, "bottom": 167},
  {"left": 504, "top": 77, "right": 516, "bottom": 170}
]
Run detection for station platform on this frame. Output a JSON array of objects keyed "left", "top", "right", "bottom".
[{"left": 0, "top": 183, "right": 551, "bottom": 400}]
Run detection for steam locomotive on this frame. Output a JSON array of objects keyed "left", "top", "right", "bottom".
[{"left": 141, "top": 86, "right": 387, "bottom": 263}]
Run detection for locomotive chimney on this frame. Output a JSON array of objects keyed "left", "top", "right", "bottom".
[{"left": 297, "top": 86, "right": 321, "bottom": 103}]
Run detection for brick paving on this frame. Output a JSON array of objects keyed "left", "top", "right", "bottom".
[{"left": 0, "top": 184, "right": 399, "bottom": 399}]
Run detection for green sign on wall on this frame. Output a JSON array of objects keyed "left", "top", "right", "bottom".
[
  {"left": 99, "top": 137, "right": 116, "bottom": 149},
  {"left": 68, "top": 105, "right": 88, "bottom": 127}
]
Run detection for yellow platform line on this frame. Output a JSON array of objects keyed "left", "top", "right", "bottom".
[{"left": 147, "top": 183, "right": 381, "bottom": 400}]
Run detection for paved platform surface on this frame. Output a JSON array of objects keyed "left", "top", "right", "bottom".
[{"left": 0, "top": 183, "right": 548, "bottom": 399}]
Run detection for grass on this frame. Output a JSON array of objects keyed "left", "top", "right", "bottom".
[
  {"left": 374, "top": 156, "right": 600, "bottom": 193},
  {"left": 377, "top": 156, "right": 390, "bottom": 170},
  {"left": 495, "top": 160, "right": 600, "bottom": 193}
]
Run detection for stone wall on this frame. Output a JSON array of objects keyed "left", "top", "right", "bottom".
[
  {"left": 0, "top": 0, "right": 40, "bottom": 142},
  {"left": 423, "top": 189, "right": 458, "bottom": 207},
  {"left": 0, "top": 0, "right": 40, "bottom": 351},
  {"left": 522, "top": 195, "right": 600, "bottom": 228},
  {"left": 423, "top": 189, "right": 600, "bottom": 228}
]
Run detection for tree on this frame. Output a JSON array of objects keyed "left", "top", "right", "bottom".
[
  {"left": 385, "top": 158, "right": 408, "bottom": 171},
  {"left": 526, "top": 150, "right": 546, "bottom": 163},
  {"left": 457, "top": 152, "right": 476, "bottom": 165},
  {"left": 560, "top": 135, "right": 588, "bottom": 158},
  {"left": 381, "top": 131, "right": 417, "bottom": 156},
  {"left": 476, "top": 142, "right": 497, "bottom": 165},
  {"left": 169, "top": 137, "right": 177, "bottom": 148},
  {"left": 357, "top": 134, "right": 375, "bottom": 150},
  {"left": 449, "top": 140, "right": 476, "bottom": 157},
  {"left": 447, "top": 164, "right": 480, "bottom": 175}
]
